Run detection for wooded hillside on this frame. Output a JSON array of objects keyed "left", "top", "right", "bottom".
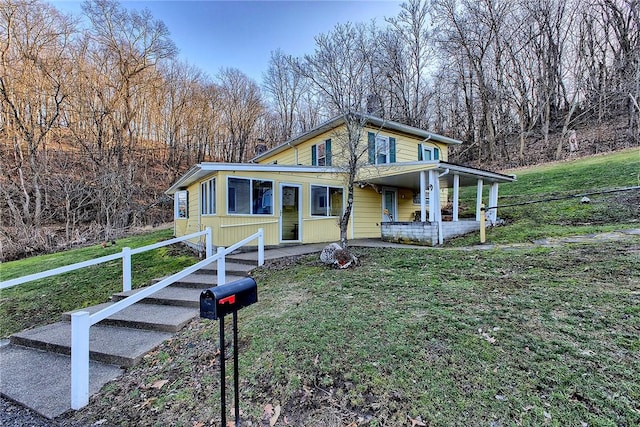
[{"left": 1, "top": 0, "right": 638, "bottom": 260}]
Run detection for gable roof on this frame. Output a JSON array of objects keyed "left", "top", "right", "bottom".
[{"left": 251, "top": 113, "right": 462, "bottom": 163}]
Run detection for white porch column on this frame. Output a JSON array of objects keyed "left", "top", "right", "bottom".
[
  {"left": 433, "top": 172, "right": 443, "bottom": 245},
  {"left": 452, "top": 174, "right": 460, "bottom": 222},
  {"left": 488, "top": 183, "right": 499, "bottom": 225},
  {"left": 419, "top": 170, "right": 427, "bottom": 222},
  {"left": 475, "top": 179, "right": 484, "bottom": 221},
  {"left": 428, "top": 170, "right": 438, "bottom": 222}
]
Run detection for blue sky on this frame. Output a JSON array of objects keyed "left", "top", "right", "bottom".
[{"left": 50, "top": 1, "right": 402, "bottom": 82}]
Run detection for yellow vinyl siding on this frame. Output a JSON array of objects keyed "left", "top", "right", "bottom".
[
  {"left": 397, "top": 188, "right": 419, "bottom": 222},
  {"left": 362, "top": 126, "right": 447, "bottom": 163},
  {"left": 258, "top": 123, "right": 448, "bottom": 167},
  {"left": 302, "top": 217, "right": 341, "bottom": 242},
  {"left": 352, "top": 187, "right": 382, "bottom": 238},
  {"left": 257, "top": 149, "right": 297, "bottom": 165},
  {"left": 175, "top": 169, "right": 351, "bottom": 246}
]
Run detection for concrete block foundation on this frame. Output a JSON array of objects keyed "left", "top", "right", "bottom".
[{"left": 381, "top": 220, "right": 481, "bottom": 246}]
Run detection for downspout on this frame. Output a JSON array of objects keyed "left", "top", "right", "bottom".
[
  {"left": 419, "top": 135, "right": 433, "bottom": 224},
  {"left": 287, "top": 141, "right": 298, "bottom": 165}
]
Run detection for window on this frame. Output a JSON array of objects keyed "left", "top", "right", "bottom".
[
  {"left": 174, "top": 191, "right": 188, "bottom": 219},
  {"left": 227, "top": 177, "right": 273, "bottom": 215},
  {"left": 418, "top": 143, "right": 439, "bottom": 161},
  {"left": 200, "top": 178, "right": 216, "bottom": 215},
  {"left": 311, "top": 139, "right": 332, "bottom": 166},
  {"left": 311, "top": 185, "right": 343, "bottom": 216},
  {"left": 368, "top": 132, "right": 396, "bottom": 164},
  {"left": 376, "top": 135, "right": 389, "bottom": 164}
]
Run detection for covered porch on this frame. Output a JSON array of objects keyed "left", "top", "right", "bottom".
[{"left": 358, "top": 161, "right": 516, "bottom": 245}]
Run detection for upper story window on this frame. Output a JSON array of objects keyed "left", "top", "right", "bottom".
[
  {"left": 368, "top": 132, "right": 396, "bottom": 165},
  {"left": 174, "top": 190, "right": 188, "bottom": 219},
  {"left": 312, "top": 139, "right": 332, "bottom": 166},
  {"left": 418, "top": 143, "right": 440, "bottom": 161},
  {"left": 227, "top": 177, "right": 273, "bottom": 215},
  {"left": 200, "top": 178, "right": 216, "bottom": 215}
]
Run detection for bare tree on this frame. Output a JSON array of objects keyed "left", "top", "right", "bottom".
[
  {"left": 383, "top": 0, "right": 433, "bottom": 127},
  {"left": 293, "top": 22, "right": 376, "bottom": 248},
  {"left": 263, "top": 49, "right": 308, "bottom": 141},
  {"left": 0, "top": 0, "right": 74, "bottom": 235},
  {"left": 216, "top": 68, "right": 265, "bottom": 163}
]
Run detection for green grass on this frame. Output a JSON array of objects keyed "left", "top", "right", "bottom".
[
  {"left": 4, "top": 150, "right": 640, "bottom": 425},
  {"left": 63, "top": 242, "right": 640, "bottom": 426},
  {"left": 0, "top": 228, "right": 198, "bottom": 337},
  {"left": 235, "top": 245, "right": 640, "bottom": 425},
  {"left": 450, "top": 149, "right": 640, "bottom": 246}
]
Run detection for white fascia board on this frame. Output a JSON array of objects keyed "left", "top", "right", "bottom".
[
  {"left": 166, "top": 163, "right": 342, "bottom": 194},
  {"left": 437, "top": 162, "right": 517, "bottom": 182},
  {"left": 362, "top": 115, "right": 462, "bottom": 145}
]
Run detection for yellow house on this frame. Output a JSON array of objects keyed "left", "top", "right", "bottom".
[{"left": 166, "top": 114, "right": 515, "bottom": 248}]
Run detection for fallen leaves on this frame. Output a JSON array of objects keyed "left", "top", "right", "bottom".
[
  {"left": 477, "top": 327, "right": 499, "bottom": 344},
  {"left": 262, "top": 403, "right": 281, "bottom": 426},
  {"left": 408, "top": 415, "right": 426, "bottom": 426},
  {"left": 150, "top": 379, "right": 169, "bottom": 389}
]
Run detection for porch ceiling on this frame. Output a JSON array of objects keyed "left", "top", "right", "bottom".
[{"left": 358, "top": 161, "right": 516, "bottom": 190}]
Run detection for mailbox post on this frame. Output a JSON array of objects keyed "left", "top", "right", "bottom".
[{"left": 200, "top": 277, "right": 257, "bottom": 427}]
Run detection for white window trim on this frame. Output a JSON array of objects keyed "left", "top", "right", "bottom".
[
  {"left": 200, "top": 178, "right": 216, "bottom": 216},
  {"left": 310, "top": 184, "right": 344, "bottom": 217},
  {"left": 422, "top": 145, "right": 434, "bottom": 161},
  {"left": 174, "top": 190, "right": 188, "bottom": 219},
  {"left": 226, "top": 176, "right": 274, "bottom": 216},
  {"left": 317, "top": 143, "right": 326, "bottom": 166},
  {"left": 375, "top": 135, "right": 390, "bottom": 165}
]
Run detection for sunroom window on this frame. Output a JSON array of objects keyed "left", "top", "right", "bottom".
[
  {"left": 227, "top": 177, "right": 273, "bottom": 215},
  {"left": 311, "top": 185, "right": 343, "bottom": 216},
  {"left": 200, "top": 178, "right": 216, "bottom": 215},
  {"left": 174, "top": 190, "right": 188, "bottom": 219}
]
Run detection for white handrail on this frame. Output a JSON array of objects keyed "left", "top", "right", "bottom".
[
  {"left": 71, "top": 228, "right": 264, "bottom": 409},
  {"left": 0, "top": 229, "right": 211, "bottom": 290},
  {"left": 0, "top": 252, "right": 123, "bottom": 290}
]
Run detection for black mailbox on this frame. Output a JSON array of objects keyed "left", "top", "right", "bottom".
[{"left": 200, "top": 277, "right": 258, "bottom": 320}]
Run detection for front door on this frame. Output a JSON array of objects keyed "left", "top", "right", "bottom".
[
  {"left": 382, "top": 188, "right": 397, "bottom": 222},
  {"left": 280, "top": 184, "right": 301, "bottom": 242}
]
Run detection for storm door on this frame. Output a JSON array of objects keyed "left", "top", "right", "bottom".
[{"left": 280, "top": 184, "right": 301, "bottom": 242}]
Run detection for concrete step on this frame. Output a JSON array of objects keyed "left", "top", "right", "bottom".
[
  {"left": 0, "top": 344, "right": 123, "bottom": 419},
  {"left": 226, "top": 252, "right": 263, "bottom": 265},
  {"left": 62, "top": 303, "right": 197, "bottom": 333},
  {"left": 9, "top": 322, "right": 172, "bottom": 367},
  {"left": 158, "top": 273, "right": 248, "bottom": 289},
  {"left": 112, "top": 286, "right": 203, "bottom": 308},
  {"left": 193, "top": 260, "right": 254, "bottom": 276}
]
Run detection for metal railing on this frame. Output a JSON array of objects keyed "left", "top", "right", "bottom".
[{"left": 70, "top": 228, "right": 264, "bottom": 409}]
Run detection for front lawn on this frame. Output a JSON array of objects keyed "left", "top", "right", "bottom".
[{"left": 61, "top": 241, "right": 640, "bottom": 426}]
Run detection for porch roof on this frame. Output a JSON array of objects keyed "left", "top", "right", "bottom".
[{"left": 357, "top": 161, "right": 516, "bottom": 189}]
